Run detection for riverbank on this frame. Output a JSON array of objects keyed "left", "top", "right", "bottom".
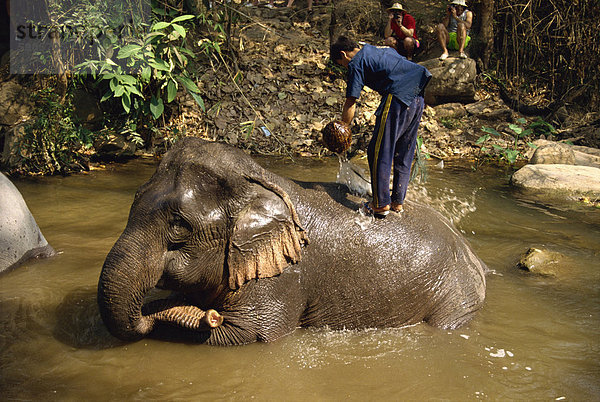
[
  {"left": 1, "top": 0, "right": 598, "bottom": 174},
  {"left": 143, "top": 2, "right": 600, "bottom": 164}
]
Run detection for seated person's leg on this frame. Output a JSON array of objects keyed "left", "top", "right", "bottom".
[
  {"left": 437, "top": 23, "right": 449, "bottom": 59},
  {"left": 457, "top": 22, "right": 466, "bottom": 52},
  {"left": 384, "top": 36, "right": 398, "bottom": 50},
  {"left": 456, "top": 22, "right": 471, "bottom": 58},
  {"left": 402, "top": 37, "right": 415, "bottom": 60}
]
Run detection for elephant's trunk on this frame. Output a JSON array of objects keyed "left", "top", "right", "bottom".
[
  {"left": 98, "top": 234, "right": 161, "bottom": 341},
  {"left": 144, "top": 300, "right": 223, "bottom": 330}
]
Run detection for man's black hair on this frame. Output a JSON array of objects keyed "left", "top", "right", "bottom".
[{"left": 330, "top": 36, "right": 359, "bottom": 63}]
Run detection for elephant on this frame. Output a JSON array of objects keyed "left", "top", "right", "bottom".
[
  {"left": 98, "top": 138, "right": 486, "bottom": 345},
  {"left": 0, "top": 173, "right": 55, "bottom": 273}
]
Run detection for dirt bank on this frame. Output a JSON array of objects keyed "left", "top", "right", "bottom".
[{"left": 167, "top": 1, "right": 598, "bottom": 166}]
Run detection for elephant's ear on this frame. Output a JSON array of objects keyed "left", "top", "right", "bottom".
[{"left": 227, "top": 176, "right": 309, "bottom": 290}]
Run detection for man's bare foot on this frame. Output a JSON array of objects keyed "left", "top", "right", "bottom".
[
  {"left": 391, "top": 202, "right": 404, "bottom": 213},
  {"left": 361, "top": 202, "right": 390, "bottom": 218}
]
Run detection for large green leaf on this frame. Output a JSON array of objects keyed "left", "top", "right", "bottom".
[
  {"left": 141, "top": 66, "right": 152, "bottom": 81},
  {"left": 150, "top": 96, "right": 164, "bottom": 119},
  {"left": 171, "top": 23, "right": 186, "bottom": 38},
  {"left": 118, "top": 75, "right": 137, "bottom": 85},
  {"left": 100, "top": 90, "right": 112, "bottom": 102},
  {"left": 167, "top": 80, "right": 177, "bottom": 103},
  {"left": 177, "top": 76, "right": 200, "bottom": 93},
  {"left": 152, "top": 21, "right": 171, "bottom": 31},
  {"left": 508, "top": 124, "right": 523, "bottom": 135},
  {"left": 481, "top": 126, "right": 501, "bottom": 136},
  {"left": 121, "top": 94, "right": 131, "bottom": 113},
  {"left": 505, "top": 149, "right": 519, "bottom": 163},
  {"left": 189, "top": 91, "right": 205, "bottom": 112},
  {"left": 117, "top": 44, "right": 142, "bottom": 59},
  {"left": 171, "top": 15, "right": 195, "bottom": 23},
  {"left": 475, "top": 134, "right": 490, "bottom": 145},
  {"left": 127, "top": 85, "right": 143, "bottom": 97},
  {"left": 113, "top": 85, "right": 125, "bottom": 97},
  {"left": 148, "top": 58, "right": 170, "bottom": 71}
]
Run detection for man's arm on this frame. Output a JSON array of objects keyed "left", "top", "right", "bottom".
[
  {"left": 341, "top": 97, "right": 357, "bottom": 125},
  {"left": 384, "top": 15, "right": 394, "bottom": 38},
  {"left": 401, "top": 14, "right": 415, "bottom": 38},
  {"left": 463, "top": 10, "right": 473, "bottom": 30}
]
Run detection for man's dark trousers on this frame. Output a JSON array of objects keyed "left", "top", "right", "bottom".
[{"left": 367, "top": 94, "right": 425, "bottom": 208}]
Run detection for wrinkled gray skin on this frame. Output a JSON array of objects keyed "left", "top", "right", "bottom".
[
  {"left": 0, "top": 173, "right": 55, "bottom": 273},
  {"left": 98, "top": 138, "right": 486, "bottom": 345}
]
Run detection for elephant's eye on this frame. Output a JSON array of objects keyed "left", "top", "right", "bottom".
[{"left": 169, "top": 214, "right": 192, "bottom": 246}]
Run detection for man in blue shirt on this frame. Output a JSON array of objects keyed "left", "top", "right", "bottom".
[{"left": 330, "top": 36, "right": 431, "bottom": 218}]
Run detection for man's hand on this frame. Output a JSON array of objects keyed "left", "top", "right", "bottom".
[{"left": 449, "top": 6, "right": 457, "bottom": 18}]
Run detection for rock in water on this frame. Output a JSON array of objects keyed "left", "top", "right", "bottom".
[
  {"left": 517, "top": 247, "right": 566, "bottom": 277},
  {"left": 511, "top": 164, "right": 600, "bottom": 198}
]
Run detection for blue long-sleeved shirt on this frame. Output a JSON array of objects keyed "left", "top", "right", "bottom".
[{"left": 346, "top": 44, "right": 431, "bottom": 113}]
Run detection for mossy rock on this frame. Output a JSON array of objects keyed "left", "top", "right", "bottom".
[{"left": 517, "top": 247, "right": 565, "bottom": 277}]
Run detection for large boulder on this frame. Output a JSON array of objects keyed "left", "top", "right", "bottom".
[
  {"left": 511, "top": 164, "right": 600, "bottom": 198},
  {"left": 529, "top": 139, "right": 600, "bottom": 168},
  {"left": 94, "top": 133, "right": 137, "bottom": 159},
  {"left": 0, "top": 173, "right": 55, "bottom": 273},
  {"left": 1, "top": 123, "right": 26, "bottom": 168},
  {"left": 530, "top": 142, "right": 576, "bottom": 165},
  {"left": 0, "top": 80, "right": 33, "bottom": 126},
  {"left": 465, "top": 98, "right": 513, "bottom": 121},
  {"left": 72, "top": 89, "right": 103, "bottom": 129},
  {"left": 419, "top": 57, "right": 477, "bottom": 105}
]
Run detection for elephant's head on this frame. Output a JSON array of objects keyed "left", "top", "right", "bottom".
[{"left": 98, "top": 138, "right": 308, "bottom": 341}]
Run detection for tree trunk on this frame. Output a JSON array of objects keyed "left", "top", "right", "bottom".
[
  {"left": 328, "top": 0, "right": 337, "bottom": 44},
  {"left": 479, "top": 0, "right": 494, "bottom": 69}
]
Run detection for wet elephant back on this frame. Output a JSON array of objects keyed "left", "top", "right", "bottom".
[{"left": 288, "top": 181, "right": 486, "bottom": 330}]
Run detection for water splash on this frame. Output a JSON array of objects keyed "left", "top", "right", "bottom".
[
  {"left": 336, "top": 155, "right": 371, "bottom": 197},
  {"left": 335, "top": 156, "right": 478, "bottom": 225},
  {"left": 409, "top": 183, "right": 479, "bottom": 225}
]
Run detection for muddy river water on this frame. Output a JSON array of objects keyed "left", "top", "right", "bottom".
[{"left": 1, "top": 156, "right": 598, "bottom": 400}]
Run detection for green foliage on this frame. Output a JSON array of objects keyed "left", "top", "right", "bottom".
[
  {"left": 410, "top": 136, "right": 429, "bottom": 183},
  {"left": 14, "top": 90, "right": 98, "bottom": 175},
  {"left": 326, "top": 58, "right": 347, "bottom": 78},
  {"left": 529, "top": 118, "right": 556, "bottom": 137},
  {"left": 76, "top": 14, "right": 204, "bottom": 126},
  {"left": 440, "top": 117, "right": 462, "bottom": 129},
  {"left": 476, "top": 118, "right": 536, "bottom": 165},
  {"left": 69, "top": 0, "right": 233, "bottom": 148}
]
